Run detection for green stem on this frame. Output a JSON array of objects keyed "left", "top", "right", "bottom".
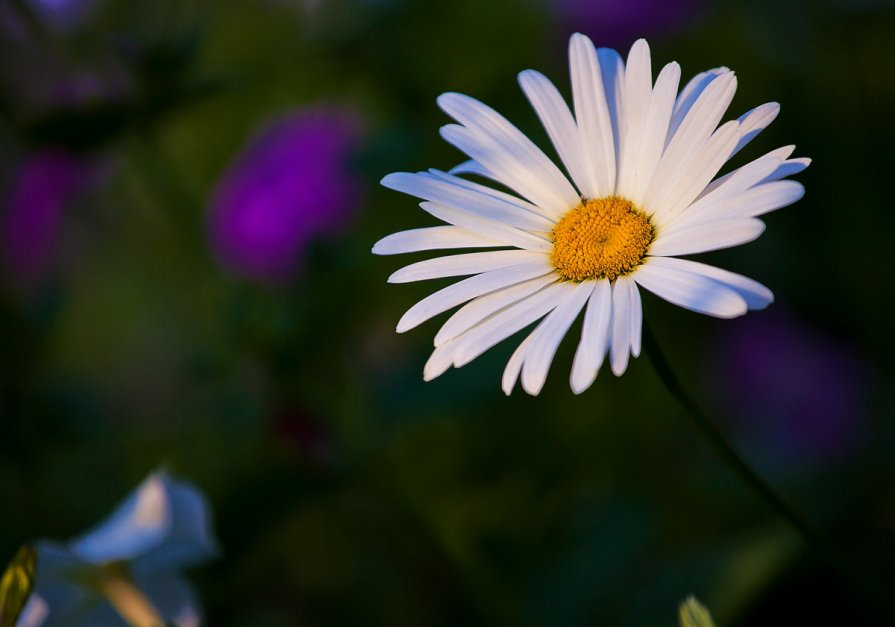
[{"left": 641, "top": 320, "right": 890, "bottom": 618}]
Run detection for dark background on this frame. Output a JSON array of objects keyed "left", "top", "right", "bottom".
[{"left": 1, "top": 0, "right": 893, "bottom": 624}]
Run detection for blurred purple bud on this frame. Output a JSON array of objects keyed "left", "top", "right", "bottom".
[
  {"left": 550, "top": 0, "right": 705, "bottom": 48},
  {"left": 713, "top": 310, "right": 868, "bottom": 468},
  {"left": 3, "top": 150, "right": 94, "bottom": 285},
  {"left": 208, "top": 107, "right": 364, "bottom": 284}
]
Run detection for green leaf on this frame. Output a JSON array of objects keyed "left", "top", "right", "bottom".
[
  {"left": 0, "top": 545, "right": 37, "bottom": 627},
  {"left": 679, "top": 595, "right": 717, "bottom": 627}
]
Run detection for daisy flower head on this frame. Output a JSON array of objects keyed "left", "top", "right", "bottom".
[{"left": 374, "top": 34, "right": 809, "bottom": 396}]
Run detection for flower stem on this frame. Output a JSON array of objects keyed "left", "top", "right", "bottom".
[
  {"left": 641, "top": 320, "right": 890, "bottom": 618},
  {"left": 95, "top": 565, "right": 164, "bottom": 627}
]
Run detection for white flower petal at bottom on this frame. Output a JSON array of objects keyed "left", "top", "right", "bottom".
[
  {"left": 610, "top": 277, "right": 639, "bottom": 376},
  {"left": 570, "top": 279, "right": 613, "bottom": 394},
  {"left": 433, "top": 273, "right": 556, "bottom": 345},
  {"left": 643, "top": 256, "right": 773, "bottom": 310},
  {"left": 633, "top": 258, "right": 749, "bottom": 318},
  {"left": 511, "top": 281, "right": 594, "bottom": 395}
]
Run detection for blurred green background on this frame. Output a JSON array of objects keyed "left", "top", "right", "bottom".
[{"left": 1, "top": 0, "right": 894, "bottom": 624}]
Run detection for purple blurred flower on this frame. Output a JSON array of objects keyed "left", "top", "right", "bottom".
[
  {"left": 713, "top": 310, "right": 867, "bottom": 468},
  {"left": 550, "top": 0, "right": 705, "bottom": 49},
  {"left": 3, "top": 150, "right": 94, "bottom": 285},
  {"left": 208, "top": 107, "right": 363, "bottom": 284}
]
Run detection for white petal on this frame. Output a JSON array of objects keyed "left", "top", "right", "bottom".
[
  {"left": 647, "top": 72, "right": 737, "bottom": 214},
  {"left": 570, "top": 279, "right": 612, "bottom": 394},
  {"left": 388, "top": 250, "right": 546, "bottom": 283},
  {"left": 616, "top": 39, "right": 654, "bottom": 200},
  {"left": 687, "top": 150, "right": 786, "bottom": 213},
  {"left": 569, "top": 33, "right": 617, "bottom": 197},
  {"left": 670, "top": 180, "right": 804, "bottom": 228},
  {"left": 651, "top": 218, "right": 765, "bottom": 257},
  {"left": 425, "top": 169, "right": 551, "bottom": 225},
  {"left": 610, "top": 277, "right": 633, "bottom": 376},
  {"left": 623, "top": 61, "right": 681, "bottom": 205},
  {"left": 434, "top": 273, "right": 558, "bottom": 345},
  {"left": 449, "top": 159, "right": 495, "bottom": 179},
  {"left": 761, "top": 157, "right": 811, "bottom": 183},
  {"left": 669, "top": 66, "right": 728, "bottom": 141},
  {"left": 629, "top": 280, "right": 643, "bottom": 357},
  {"left": 519, "top": 281, "right": 593, "bottom": 395},
  {"left": 518, "top": 69, "right": 591, "bottom": 196},
  {"left": 597, "top": 46, "right": 626, "bottom": 166},
  {"left": 438, "top": 93, "right": 580, "bottom": 211},
  {"left": 382, "top": 171, "right": 553, "bottom": 231},
  {"left": 643, "top": 256, "right": 773, "bottom": 310},
  {"left": 424, "top": 343, "right": 455, "bottom": 381},
  {"left": 396, "top": 260, "right": 553, "bottom": 332},
  {"left": 373, "top": 226, "right": 504, "bottom": 255},
  {"left": 421, "top": 201, "right": 552, "bottom": 252},
  {"left": 502, "top": 334, "right": 533, "bottom": 395},
  {"left": 731, "top": 102, "right": 780, "bottom": 157},
  {"left": 650, "top": 119, "right": 742, "bottom": 226},
  {"left": 633, "top": 259, "right": 748, "bottom": 318},
  {"left": 451, "top": 281, "right": 572, "bottom": 367}
]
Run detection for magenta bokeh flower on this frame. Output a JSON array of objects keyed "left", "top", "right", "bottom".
[
  {"left": 208, "top": 108, "right": 363, "bottom": 284},
  {"left": 3, "top": 149, "right": 93, "bottom": 285},
  {"left": 550, "top": 0, "right": 705, "bottom": 49},
  {"left": 713, "top": 310, "right": 868, "bottom": 468}
]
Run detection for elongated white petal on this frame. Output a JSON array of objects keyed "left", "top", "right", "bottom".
[
  {"left": 518, "top": 281, "right": 593, "bottom": 395},
  {"left": 502, "top": 334, "right": 533, "bottom": 395},
  {"left": 440, "top": 124, "right": 570, "bottom": 218},
  {"left": 643, "top": 256, "right": 773, "bottom": 310},
  {"left": 596, "top": 46, "right": 626, "bottom": 165},
  {"left": 646, "top": 73, "right": 738, "bottom": 218},
  {"left": 389, "top": 250, "right": 545, "bottom": 283},
  {"left": 449, "top": 159, "right": 495, "bottom": 179},
  {"left": 761, "top": 157, "right": 811, "bottom": 184},
  {"left": 425, "top": 169, "right": 550, "bottom": 227},
  {"left": 624, "top": 61, "right": 681, "bottom": 205},
  {"left": 434, "top": 273, "right": 558, "bottom": 345},
  {"left": 629, "top": 280, "right": 643, "bottom": 357},
  {"left": 382, "top": 171, "right": 553, "bottom": 231},
  {"left": 424, "top": 343, "right": 456, "bottom": 381},
  {"left": 438, "top": 93, "right": 580, "bottom": 210},
  {"left": 669, "top": 180, "right": 804, "bottom": 228},
  {"left": 420, "top": 202, "right": 551, "bottom": 252},
  {"left": 373, "top": 226, "right": 504, "bottom": 255},
  {"left": 570, "top": 279, "right": 612, "bottom": 394},
  {"left": 669, "top": 67, "right": 728, "bottom": 141},
  {"left": 610, "top": 277, "right": 633, "bottom": 376},
  {"left": 650, "top": 119, "right": 742, "bottom": 225},
  {"left": 633, "top": 259, "right": 748, "bottom": 318},
  {"left": 650, "top": 218, "right": 765, "bottom": 256},
  {"left": 518, "top": 69, "right": 591, "bottom": 196},
  {"left": 731, "top": 102, "right": 780, "bottom": 157},
  {"left": 451, "top": 282, "right": 572, "bottom": 367},
  {"left": 616, "top": 39, "right": 653, "bottom": 199},
  {"left": 396, "top": 261, "right": 553, "bottom": 332},
  {"left": 569, "top": 33, "right": 617, "bottom": 197},
  {"left": 687, "top": 150, "right": 786, "bottom": 213}
]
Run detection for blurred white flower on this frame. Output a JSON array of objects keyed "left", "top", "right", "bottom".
[{"left": 18, "top": 471, "right": 218, "bottom": 627}]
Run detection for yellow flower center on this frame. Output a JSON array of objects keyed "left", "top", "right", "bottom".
[{"left": 551, "top": 196, "right": 654, "bottom": 282}]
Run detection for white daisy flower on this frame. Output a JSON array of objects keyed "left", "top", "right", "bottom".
[{"left": 374, "top": 33, "right": 809, "bottom": 396}]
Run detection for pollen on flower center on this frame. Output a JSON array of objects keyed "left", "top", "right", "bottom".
[{"left": 551, "top": 196, "right": 654, "bottom": 282}]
